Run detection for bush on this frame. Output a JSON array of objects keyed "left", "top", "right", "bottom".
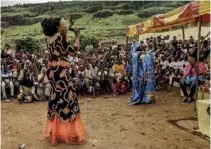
[
  {"left": 137, "top": 7, "right": 173, "bottom": 18},
  {"left": 73, "top": 35, "right": 98, "bottom": 51},
  {"left": 121, "top": 3, "right": 140, "bottom": 10},
  {"left": 122, "top": 18, "right": 142, "bottom": 26},
  {"left": 72, "top": 14, "right": 83, "bottom": 20},
  {"left": 85, "top": 6, "right": 103, "bottom": 13},
  {"left": 1, "top": 21, "right": 9, "bottom": 28},
  {"left": 23, "top": 13, "right": 38, "bottom": 17},
  {"left": 1, "top": 15, "right": 43, "bottom": 26},
  {"left": 93, "top": 10, "right": 113, "bottom": 18},
  {"left": 115, "top": 10, "right": 134, "bottom": 15},
  {"left": 1, "top": 7, "right": 15, "bottom": 13},
  {"left": 15, "top": 37, "right": 41, "bottom": 53}
]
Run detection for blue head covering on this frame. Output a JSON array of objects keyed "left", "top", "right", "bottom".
[{"left": 131, "top": 41, "right": 140, "bottom": 55}]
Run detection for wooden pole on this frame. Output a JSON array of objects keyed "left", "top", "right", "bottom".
[
  {"left": 195, "top": 16, "right": 202, "bottom": 102},
  {"left": 182, "top": 25, "right": 185, "bottom": 41},
  {"left": 126, "top": 36, "right": 129, "bottom": 50},
  {"left": 202, "top": 31, "right": 210, "bottom": 42}
]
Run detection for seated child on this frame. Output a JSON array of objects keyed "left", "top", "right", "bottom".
[{"left": 113, "top": 75, "right": 127, "bottom": 95}]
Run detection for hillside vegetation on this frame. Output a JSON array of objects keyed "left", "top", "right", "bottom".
[{"left": 1, "top": 1, "right": 190, "bottom": 47}]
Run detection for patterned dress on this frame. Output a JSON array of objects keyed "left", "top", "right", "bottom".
[
  {"left": 45, "top": 34, "right": 85, "bottom": 145},
  {"left": 46, "top": 34, "right": 80, "bottom": 121}
]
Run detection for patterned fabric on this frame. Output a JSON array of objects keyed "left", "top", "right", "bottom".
[
  {"left": 113, "top": 81, "right": 127, "bottom": 94},
  {"left": 130, "top": 43, "right": 156, "bottom": 104},
  {"left": 46, "top": 35, "right": 80, "bottom": 122},
  {"left": 130, "top": 51, "right": 141, "bottom": 102},
  {"left": 18, "top": 86, "right": 35, "bottom": 103},
  {"left": 142, "top": 53, "right": 156, "bottom": 103},
  {"left": 126, "top": 1, "right": 210, "bottom": 37}
]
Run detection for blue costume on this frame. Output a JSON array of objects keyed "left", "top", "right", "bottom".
[
  {"left": 141, "top": 53, "right": 156, "bottom": 103},
  {"left": 130, "top": 43, "right": 155, "bottom": 105}
]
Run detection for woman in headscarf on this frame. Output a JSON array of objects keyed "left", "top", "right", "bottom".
[
  {"left": 141, "top": 50, "right": 156, "bottom": 103},
  {"left": 41, "top": 17, "right": 86, "bottom": 145},
  {"left": 129, "top": 42, "right": 142, "bottom": 105},
  {"left": 129, "top": 43, "right": 156, "bottom": 105}
]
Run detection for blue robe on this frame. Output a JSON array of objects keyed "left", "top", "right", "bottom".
[
  {"left": 130, "top": 52, "right": 141, "bottom": 102},
  {"left": 130, "top": 42, "right": 141, "bottom": 102},
  {"left": 142, "top": 53, "right": 156, "bottom": 103},
  {"left": 130, "top": 52, "right": 156, "bottom": 105},
  {"left": 131, "top": 42, "right": 140, "bottom": 55}
]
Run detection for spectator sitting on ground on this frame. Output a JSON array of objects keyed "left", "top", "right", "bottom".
[
  {"left": 36, "top": 67, "right": 51, "bottom": 101},
  {"left": 160, "top": 56, "right": 169, "bottom": 71},
  {"left": 112, "top": 60, "right": 125, "bottom": 76},
  {"left": 169, "top": 69, "right": 183, "bottom": 87},
  {"left": 17, "top": 61, "right": 38, "bottom": 103},
  {"left": 113, "top": 74, "right": 127, "bottom": 96}
]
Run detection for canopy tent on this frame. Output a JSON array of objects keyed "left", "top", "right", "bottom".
[
  {"left": 126, "top": 1, "right": 210, "bottom": 37},
  {"left": 125, "top": 1, "right": 210, "bottom": 110}
]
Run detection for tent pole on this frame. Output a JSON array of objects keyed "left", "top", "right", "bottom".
[
  {"left": 195, "top": 16, "right": 202, "bottom": 103},
  {"left": 182, "top": 25, "right": 185, "bottom": 41},
  {"left": 202, "top": 31, "right": 210, "bottom": 42},
  {"left": 126, "top": 36, "right": 129, "bottom": 50}
]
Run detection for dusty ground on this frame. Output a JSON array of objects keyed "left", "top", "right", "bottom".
[{"left": 2, "top": 89, "right": 210, "bottom": 149}]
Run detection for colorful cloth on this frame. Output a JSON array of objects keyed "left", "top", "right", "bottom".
[
  {"left": 113, "top": 81, "right": 127, "bottom": 94},
  {"left": 183, "top": 62, "right": 206, "bottom": 77},
  {"left": 46, "top": 34, "right": 85, "bottom": 145},
  {"left": 46, "top": 35, "right": 81, "bottom": 122},
  {"left": 126, "top": 1, "right": 210, "bottom": 37},
  {"left": 141, "top": 53, "right": 156, "bottom": 103},
  {"left": 130, "top": 48, "right": 156, "bottom": 105},
  {"left": 130, "top": 42, "right": 144, "bottom": 103}
]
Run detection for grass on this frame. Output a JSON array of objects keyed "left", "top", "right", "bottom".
[{"left": 2, "top": 2, "right": 183, "bottom": 47}]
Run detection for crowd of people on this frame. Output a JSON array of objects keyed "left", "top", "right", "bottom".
[{"left": 1, "top": 35, "right": 210, "bottom": 104}]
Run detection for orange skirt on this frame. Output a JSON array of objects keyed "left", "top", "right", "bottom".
[{"left": 45, "top": 115, "right": 86, "bottom": 145}]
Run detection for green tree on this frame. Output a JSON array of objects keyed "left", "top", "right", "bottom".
[
  {"left": 79, "top": 35, "right": 98, "bottom": 51},
  {"left": 15, "top": 37, "right": 41, "bottom": 53}
]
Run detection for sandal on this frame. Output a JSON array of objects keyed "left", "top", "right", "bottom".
[
  {"left": 187, "top": 97, "right": 194, "bottom": 103},
  {"left": 182, "top": 97, "right": 188, "bottom": 103}
]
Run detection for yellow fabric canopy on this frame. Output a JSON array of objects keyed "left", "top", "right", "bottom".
[{"left": 126, "top": 1, "right": 210, "bottom": 37}]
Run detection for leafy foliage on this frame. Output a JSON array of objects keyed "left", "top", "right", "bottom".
[
  {"left": 93, "top": 10, "right": 114, "bottom": 18},
  {"left": 2, "top": 1, "right": 188, "bottom": 44},
  {"left": 115, "top": 10, "right": 134, "bottom": 15},
  {"left": 85, "top": 6, "right": 103, "bottom": 13},
  {"left": 137, "top": 7, "right": 174, "bottom": 18},
  {"left": 79, "top": 35, "right": 98, "bottom": 51},
  {"left": 15, "top": 37, "right": 41, "bottom": 53},
  {"left": 1, "top": 15, "right": 43, "bottom": 26}
]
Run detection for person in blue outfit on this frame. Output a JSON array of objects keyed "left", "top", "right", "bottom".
[
  {"left": 130, "top": 42, "right": 141, "bottom": 104},
  {"left": 129, "top": 43, "right": 155, "bottom": 105},
  {"left": 141, "top": 51, "right": 156, "bottom": 103}
]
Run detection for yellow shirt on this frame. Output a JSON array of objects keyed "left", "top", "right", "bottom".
[{"left": 112, "top": 64, "right": 125, "bottom": 75}]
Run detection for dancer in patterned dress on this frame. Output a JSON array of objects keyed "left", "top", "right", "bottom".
[{"left": 41, "top": 17, "right": 86, "bottom": 145}]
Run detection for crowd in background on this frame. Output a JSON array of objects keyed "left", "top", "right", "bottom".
[{"left": 1, "top": 35, "right": 210, "bottom": 103}]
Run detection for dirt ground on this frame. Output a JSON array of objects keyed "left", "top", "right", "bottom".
[{"left": 1, "top": 89, "right": 210, "bottom": 149}]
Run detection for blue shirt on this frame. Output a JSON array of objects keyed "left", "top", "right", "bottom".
[
  {"left": 126, "top": 64, "right": 132, "bottom": 74},
  {"left": 1, "top": 69, "right": 12, "bottom": 78}
]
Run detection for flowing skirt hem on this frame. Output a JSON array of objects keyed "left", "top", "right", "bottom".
[{"left": 45, "top": 115, "right": 86, "bottom": 146}]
